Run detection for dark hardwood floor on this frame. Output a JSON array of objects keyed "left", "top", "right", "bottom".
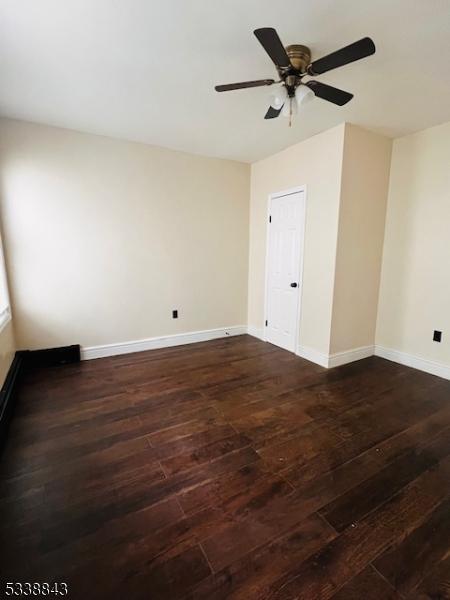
[{"left": 1, "top": 335, "right": 449, "bottom": 599}]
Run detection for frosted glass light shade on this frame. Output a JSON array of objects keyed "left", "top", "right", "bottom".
[
  {"left": 269, "top": 85, "right": 288, "bottom": 110},
  {"left": 281, "top": 97, "right": 298, "bottom": 117},
  {"left": 295, "top": 84, "right": 315, "bottom": 107}
]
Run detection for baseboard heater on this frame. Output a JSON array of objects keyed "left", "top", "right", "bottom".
[
  {"left": 0, "top": 344, "right": 81, "bottom": 451},
  {"left": 0, "top": 353, "right": 24, "bottom": 450},
  {"left": 17, "top": 344, "right": 81, "bottom": 368}
]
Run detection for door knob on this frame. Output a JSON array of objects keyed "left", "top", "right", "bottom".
[{"left": 290, "top": 282, "right": 298, "bottom": 288}]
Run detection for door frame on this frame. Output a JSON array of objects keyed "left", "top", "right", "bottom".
[{"left": 263, "top": 185, "right": 307, "bottom": 353}]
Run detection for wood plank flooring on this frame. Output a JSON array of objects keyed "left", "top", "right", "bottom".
[{"left": 1, "top": 335, "right": 449, "bottom": 599}]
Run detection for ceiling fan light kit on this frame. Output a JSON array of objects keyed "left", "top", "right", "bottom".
[
  {"left": 282, "top": 96, "right": 297, "bottom": 116},
  {"left": 296, "top": 85, "right": 315, "bottom": 106},
  {"left": 269, "top": 85, "right": 288, "bottom": 110},
  {"left": 215, "top": 28, "right": 375, "bottom": 124}
]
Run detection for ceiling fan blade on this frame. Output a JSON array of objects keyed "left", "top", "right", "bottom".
[
  {"left": 215, "top": 79, "right": 275, "bottom": 92},
  {"left": 264, "top": 105, "right": 283, "bottom": 119},
  {"left": 308, "top": 37, "right": 375, "bottom": 75},
  {"left": 254, "top": 28, "right": 291, "bottom": 69},
  {"left": 305, "top": 81, "right": 353, "bottom": 106}
]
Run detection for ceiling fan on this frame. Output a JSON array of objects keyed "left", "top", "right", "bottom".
[{"left": 215, "top": 28, "right": 375, "bottom": 124}]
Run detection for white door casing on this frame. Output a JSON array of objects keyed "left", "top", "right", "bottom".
[{"left": 264, "top": 187, "right": 306, "bottom": 353}]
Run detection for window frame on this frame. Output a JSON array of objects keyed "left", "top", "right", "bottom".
[{"left": 0, "top": 236, "right": 11, "bottom": 334}]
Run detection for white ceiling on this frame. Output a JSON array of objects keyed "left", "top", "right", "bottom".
[{"left": 1, "top": 0, "right": 450, "bottom": 162}]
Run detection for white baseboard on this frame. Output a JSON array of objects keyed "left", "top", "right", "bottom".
[
  {"left": 296, "top": 345, "right": 329, "bottom": 368},
  {"left": 374, "top": 345, "right": 450, "bottom": 381},
  {"left": 298, "top": 343, "right": 450, "bottom": 380},
  {"left": 328, "top": 345, "right": 374, "bottom": 368},
  {"left": 247, "top": 326, "right": 265, "bottom": 341},
  {"left": 82, "top": 325, "right": 450, "bottom": 381},
  {"left": 81, "top": 325, "right": 247, "bottom": 360},
  {"left": 297, "top": 344, "right": 374, "bottom": 368}
]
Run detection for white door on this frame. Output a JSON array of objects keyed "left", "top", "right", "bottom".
[{"left": 265, "top": 189, "right": 305, "bottom": 352}]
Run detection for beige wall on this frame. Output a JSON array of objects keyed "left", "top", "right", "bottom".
[
  {"left": 0, "top": 320, "right": 15, "bottom": 386},
  {"left": 248, "top": 124, "right": 345, "bottom": 355},
  {"left": 0, "top": 119, "right": 250, "bottom": 350},
  {"left": 2, "top": 116, "right": 445, "bottom": 372},
  {"left": 330, "top": 125, "right": 392, "bottom": 353},
  {"left": 376, "top": 121, "right": 450, "bottom": 365}
]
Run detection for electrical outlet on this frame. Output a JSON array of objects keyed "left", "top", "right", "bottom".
[
  {"left": 172, "top": 310, "right": 178, "bottom": 319},
  {"left": 433, "top": 330, "right": 442, "bottom": 343}
]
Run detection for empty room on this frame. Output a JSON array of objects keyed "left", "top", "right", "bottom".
[{"left": 1, "top": 1, "right": 450, "bottom": 598}]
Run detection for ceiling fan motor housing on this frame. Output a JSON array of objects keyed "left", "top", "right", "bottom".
[{"left": 285, "top": 44, "right": 311, "bottom": 73}]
